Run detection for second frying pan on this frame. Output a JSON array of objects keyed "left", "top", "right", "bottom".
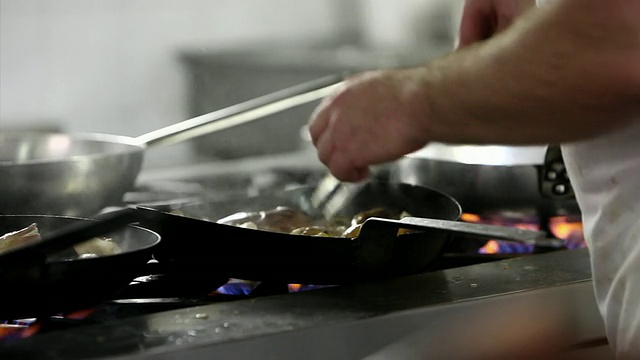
[{"left": 0, "top": 213, "right": 160, "bottom": 319}]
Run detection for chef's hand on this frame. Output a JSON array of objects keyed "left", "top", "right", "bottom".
[
  {"left": 458, "top": 0, "right": 535, "bottom": 47},
  {"left": 308, "top": 69, "right": 431, "bottom": 182},
  {"left": 308, "top": 0, "right": 537, "bottom": 183}
]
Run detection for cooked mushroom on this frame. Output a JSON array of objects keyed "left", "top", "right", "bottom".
[
  {"left": 290, "top": 226, "right": 331, "bottom": 237},
  {"left": 256, "top": 206, "right": 313, "bottom": 233},
  {"left": 218, "top": 207, "right": 313, "bottom": 233},
  {"left": 218, "top": 206, "right": 412, "bottom": 238},
  {"left": 0, "top": 223, "right": 42, "bottom": 254},
  {"left": 0, "top": 223, "right": 121, "bottom": 258},
  {"left": 73, "top": 237, "right": 121, "bottom": 257}
]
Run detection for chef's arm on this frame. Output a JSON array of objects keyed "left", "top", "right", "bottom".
[{"left": 417, "top": 0, "right": 640, "bottom": 144}]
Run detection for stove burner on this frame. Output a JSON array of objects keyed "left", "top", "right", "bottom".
[
  {"left": 0, "top": 245, "right": 533, "bottom": 342},
  {"left": 461, "top": 211, "right": 585, "bottom": 254}
]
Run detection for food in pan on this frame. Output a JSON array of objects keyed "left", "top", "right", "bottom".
[
  {"left": 72, "top": 236, "right": 122, "bottom": 259},
  {"left": 0, "top": 223, "right": 122, "bottom": 258},
  {"left": 216, "top": 206, "right": 314, "bottom": 234},
  {"left": 0, "top": 223, "right": 41, "bottom": 253},
  {"left": 216, "top": 206, "right": 412, "bottom": 238}
]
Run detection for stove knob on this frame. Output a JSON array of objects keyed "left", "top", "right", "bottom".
[
  {"left": 540, "top": 145, "right": 575, "bottom": 200},
  {"left": 553, "top": 183, "right": 568, "bottom": 195}
]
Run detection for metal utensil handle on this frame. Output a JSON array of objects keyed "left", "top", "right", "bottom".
[
  {"left": 135, "top": 74, "right": 345, "bottom": 147},
  {"left": 394, "top": 217, "right": 565, "bottom": 248}
]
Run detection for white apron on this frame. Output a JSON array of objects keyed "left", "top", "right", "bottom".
[
  {"left": 533, "top": 0, "right": 640, "bottom": 355},
  {"left": 562, "top": 121, "right": 640, "bottom": 358}
]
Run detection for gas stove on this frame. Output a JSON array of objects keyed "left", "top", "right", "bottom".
[
  {"left": 0, "top": 249, "right": 605, "bottom": 359},
  {"left": 0, "top": 151, "right": 609, "bottom": 359}
]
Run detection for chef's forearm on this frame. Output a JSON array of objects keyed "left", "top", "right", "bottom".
[{"left": 420, "top": 0, "right": 640, "bottom": 144}]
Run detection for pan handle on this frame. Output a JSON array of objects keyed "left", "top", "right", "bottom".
[
  {"left": 367, "top": 217, "right": 566, "bottom": 248},
  {"left": 134, "top": 74, "right": 346, "bottom": 147}
]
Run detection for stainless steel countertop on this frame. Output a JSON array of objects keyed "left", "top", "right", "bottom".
[{"left": 0, "top": 248, "right": 603, "bottom": 360}]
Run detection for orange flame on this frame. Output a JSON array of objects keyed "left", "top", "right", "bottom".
[
  {"left": 288, "top": 284, "right": 303, "bottom": 292},
  {"left": 0, "top": 324, "right": 28, "bottom": 339},
  {"left": 549, "top": 216, "right": 584, "bottom": 241},
  {"left": 64, "top": 308, "right": 97, "bottom": 320},
  {"left": 462, "top": 213, "right": 541, "bottom": 254},
  {"left": 461, "top": 213, "right": 482, "bottom": 223},
  {"left": 19, "top": 322, "right": 41, "bottom": 339},
  {"left": 462, "top": 213, "right": 501, "bottom": 254},
  {"left": 549, "top": 215, "right": 586, "bottom": 249},
  {"left": 481, "top": 240, "right": 501, "bottom": 254}
]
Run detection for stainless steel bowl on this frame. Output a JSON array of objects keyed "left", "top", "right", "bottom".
[{"left": 0, "top": 132, "right": 144, "bottom": 216}]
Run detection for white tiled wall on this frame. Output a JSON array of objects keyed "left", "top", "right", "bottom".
[
  {"left": 0, "top": 0, "right": 460, "bottom": 168},
  {"left": 360, "top": 0, "right": 462, "bottom": 49},
  {"left": 0, "top": 0, "right": 341, "bottom": 134}
]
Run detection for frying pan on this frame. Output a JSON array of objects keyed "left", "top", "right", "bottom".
[
  {"left": 0, "top": 75, "right": 344, "bottom": 217},
  {"left": 138, "top": 181, "right": 562, "bottom": 285},
  {"left": 0, "top": 211, "right": 160, "bottom": 319}
]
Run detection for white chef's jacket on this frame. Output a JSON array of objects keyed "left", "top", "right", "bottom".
[
  {"left": 562, "top": 123, "right": 640, "bottom": 358},
  {"left": 536, "top": 0, "right": 640, "bottom": 357}
]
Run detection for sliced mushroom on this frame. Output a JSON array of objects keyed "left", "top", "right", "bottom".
[{"left": 0, "top": 223, "right": 42, "bottom": 254}]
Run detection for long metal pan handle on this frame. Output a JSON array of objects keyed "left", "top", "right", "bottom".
[
  {"left": 134, "top": 74, "right": 345, "bottom": 147},
  {"left": 369, "top": 217, "right": 565, "bottom": 248}
]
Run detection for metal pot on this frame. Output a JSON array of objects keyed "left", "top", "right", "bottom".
[
  {"left": 298, "top": 125, "right": 576, "bottom": 216},
  {"left": 388, "top": 143, "right": 578, "bottom": 216}
]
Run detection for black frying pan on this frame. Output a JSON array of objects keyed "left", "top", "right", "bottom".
[
  {"left": 138, "top": 181, "right": 560, "bottom": 285},
  {"left": 0, "top": 212, "right": 160, "bottom": 319}
]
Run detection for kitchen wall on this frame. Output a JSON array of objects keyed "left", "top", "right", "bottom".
[{"left": 0, "top": 0, "right": 461, "bottom": 168}]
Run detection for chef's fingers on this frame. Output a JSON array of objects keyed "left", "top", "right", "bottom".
[
  {"left": 352, "top": 166, "right": 371, "bottom": 182},
  {"left": 314, "top": 121, "right": 369, "bottom": 182},
  {"left": 309, "top": 83, "right": 346, "bottom": 147},
  {"left": 308, "top": 103, "right": 330, "bottom": 146},
  {"left": 328, "top": 152, "right": 370, "bottom": 183},
  {"left": 315, "top": 123, "right": 334, "bottom": 167},
  {"left": 457, "top": 0, "right": 495, "bottom": 48}
]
